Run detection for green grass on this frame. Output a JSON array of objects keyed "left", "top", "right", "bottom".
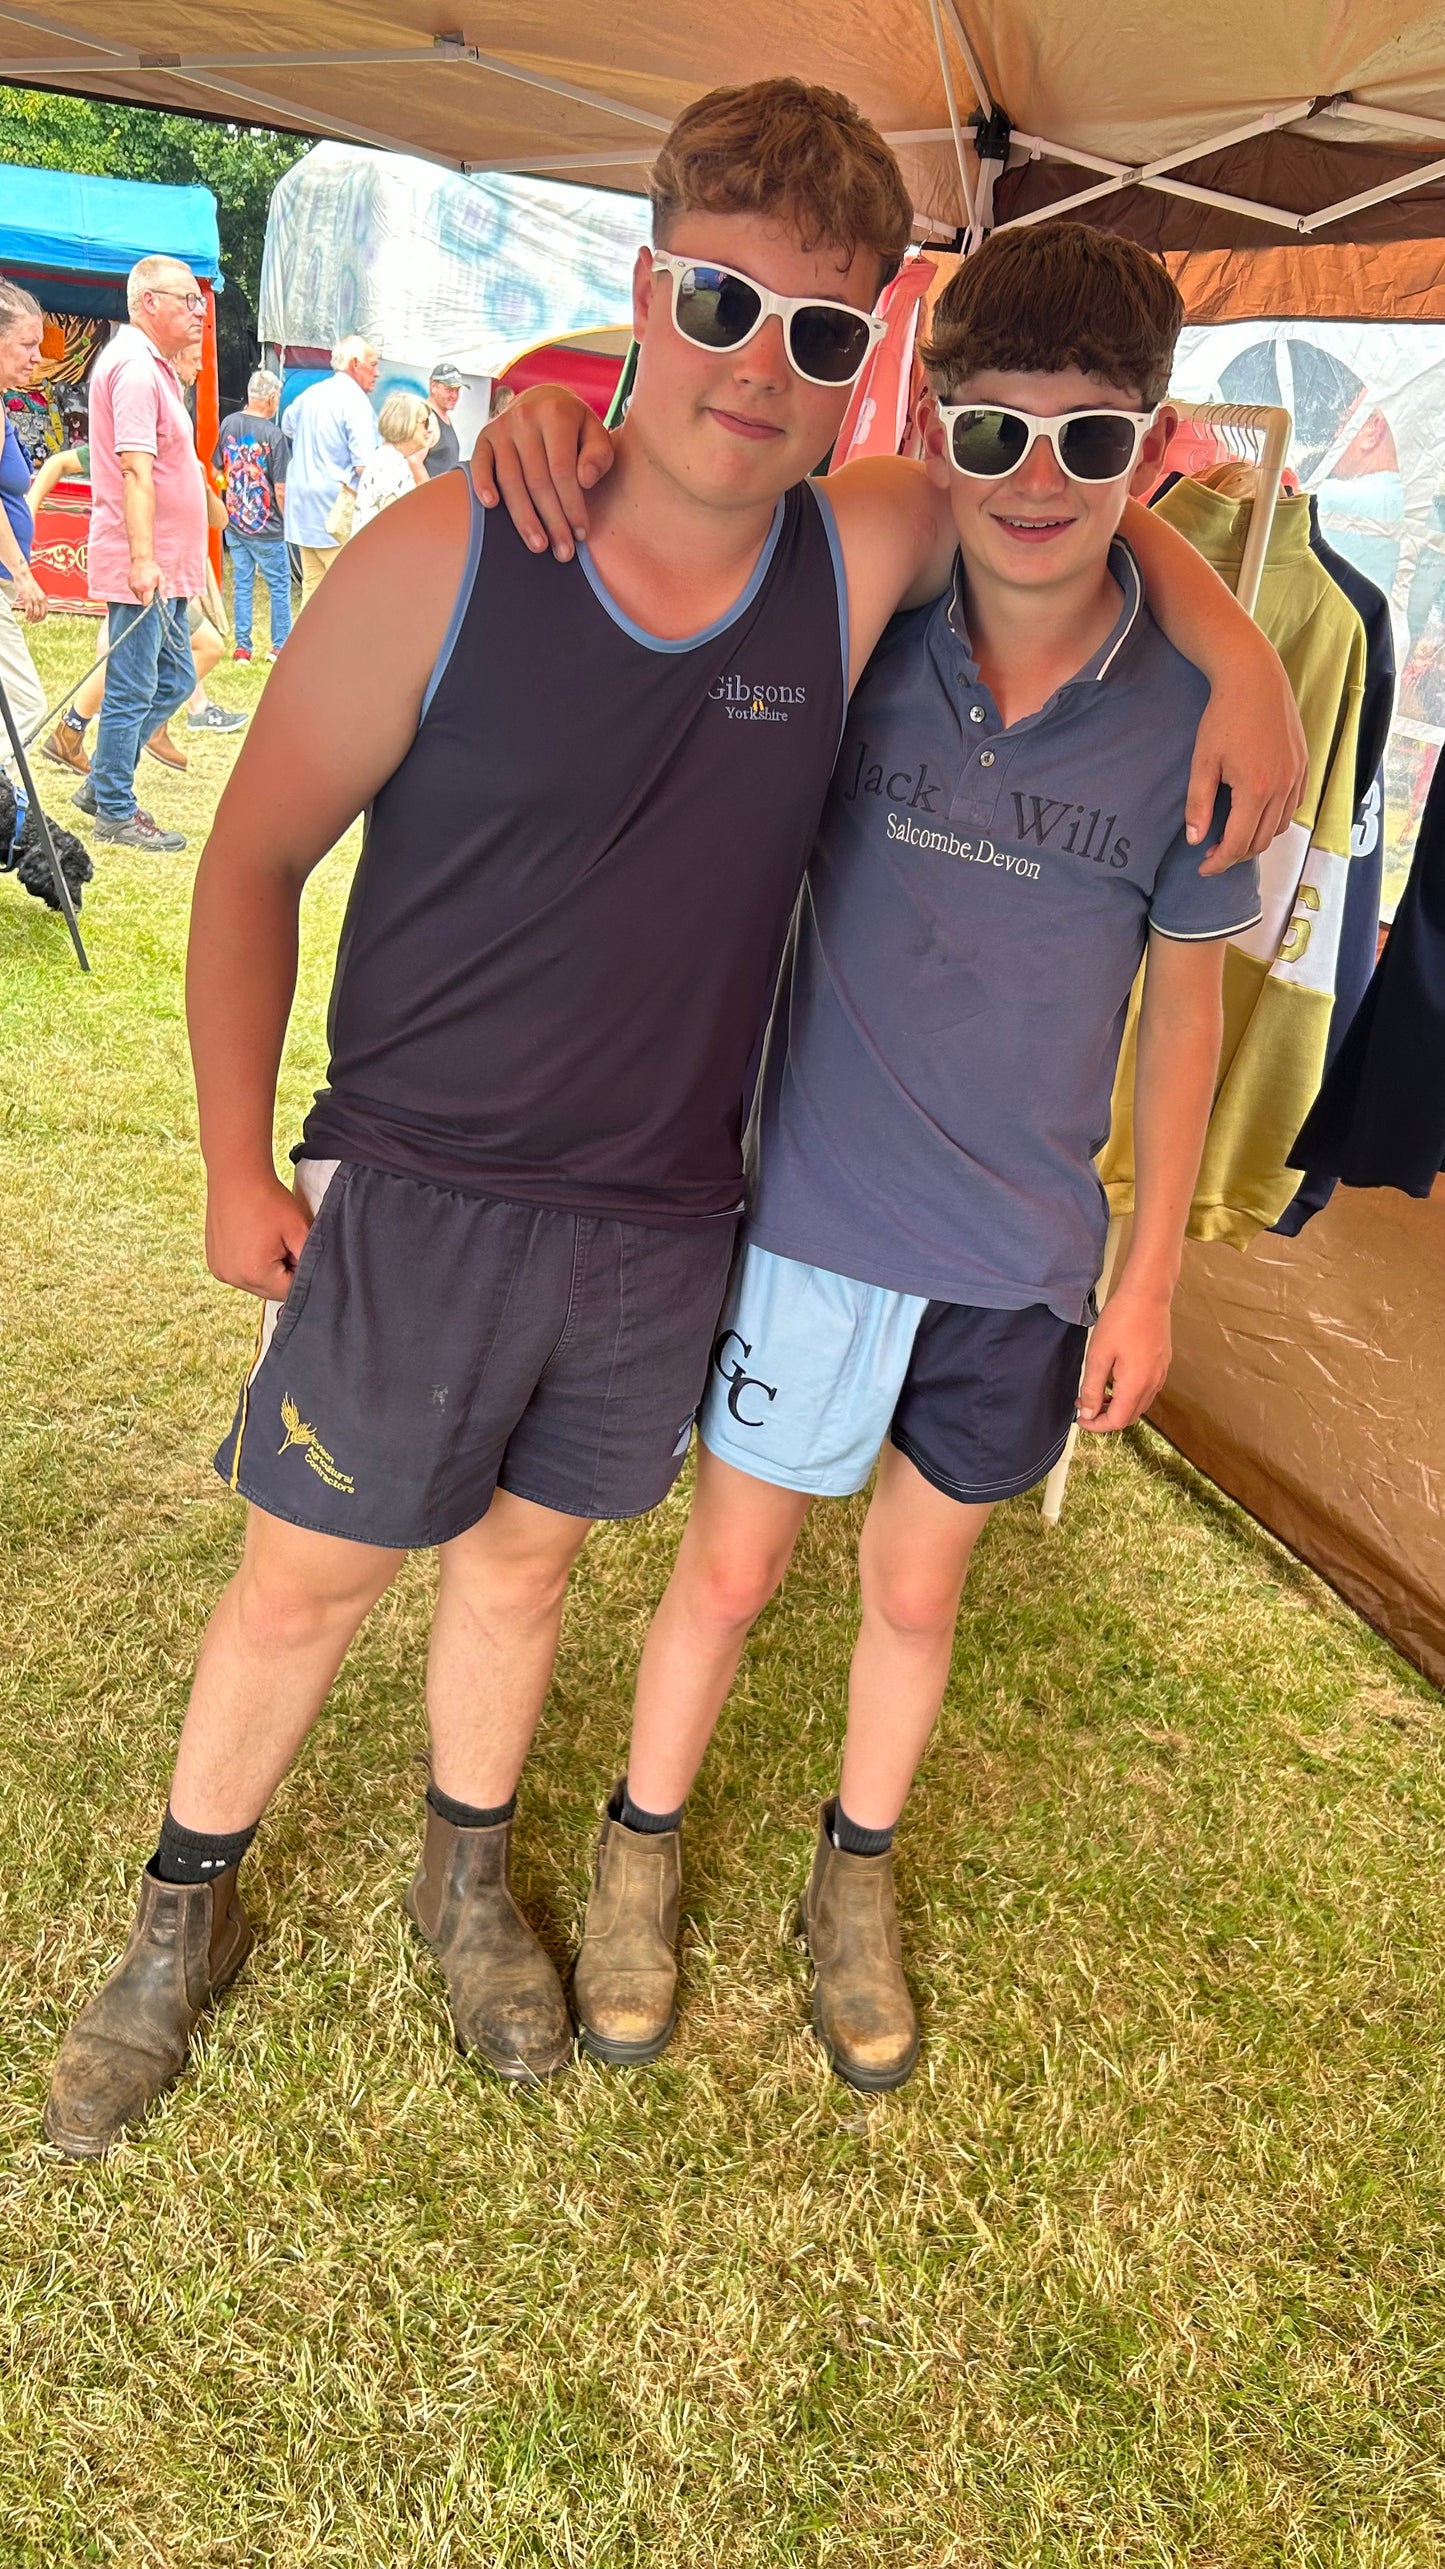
[{"left": 2, "top": 611, "right": 1445, "bottom": 2566}]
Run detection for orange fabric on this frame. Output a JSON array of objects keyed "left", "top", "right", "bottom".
[
  {"left": 197, "top": 283, "right": 222, "bottom": 584},
  {"left": 832, "top": 257, "right": 935, "bottom": 468}
]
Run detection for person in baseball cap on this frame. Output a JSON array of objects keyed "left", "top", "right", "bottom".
[{"left": 425, "top": 362, "right": 463, "bottom": 477}]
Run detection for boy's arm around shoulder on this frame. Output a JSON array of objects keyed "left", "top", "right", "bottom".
[
  {"left": 187, "top": 471, "right": 471, "bottom": 1302},
  {"left": 1076, "top": 929, "right": 1226, "bottom": 1435},
  {"left": 468, "top": 392, "right": 956, "bottom": 688},
  {"left": 820, "top": 457, "right": 955, "bottom": 687}
]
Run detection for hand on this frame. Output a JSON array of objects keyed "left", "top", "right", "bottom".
[
  {"left": 1076, "top": 1279, "right": 1173, "bottom": 1434},
  {"left": 1186, "top": 631, "right": 1309, "bottom": 874},
  {"left": 129, "top": 555, "right": 162, "bottom": 607},
  {"left": 205, "top": 1170, "right": 313, "bottom": 1301},
  {"left": 469, "top": 386, "right": 616, "bottom": 562},
  {"left": 12, "top": 566, "right": 47, "bottom": 624}
]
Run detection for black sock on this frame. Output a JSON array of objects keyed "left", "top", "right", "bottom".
[
  {"left": 613, "top": 1778, "right": 685, "bottom": 1834},
  {"left": 63, "top": 709, "right": 88, "bottom": 737},
  {"left": 151, "top": 1806, "right": 258, "bottom": 1885},
  {"left": 830, "top": 1799, "right": 896, "bottom": 1858},
  {"left": 426, "top": 1780, "right": 517, "bottom": 1831}
]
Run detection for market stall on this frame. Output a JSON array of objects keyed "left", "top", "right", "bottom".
[{"left": 0, "top": 160, "right": 222, "bottom": 607}]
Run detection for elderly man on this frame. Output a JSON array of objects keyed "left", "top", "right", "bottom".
[
  {"left": 81, "top": 253, "right": 207, "bottom": 852},
  {"left": 422, "top": 362, "right": 462, "bottom": 478},
  {"left": 281, "top": 335, "right": 379, "bottom": 605},
  {"left": 214, "top": 367, "right": 292, "bottom": 662}
]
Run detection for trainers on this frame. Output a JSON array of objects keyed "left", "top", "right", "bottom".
[
  {"left": 186, "top": 703, "right": 248, "bottom": 732},
  {"left": 71, "top": 777, "right": 96, "bottom": 815},
  {"left": 94, "top": 811, "right": 187, "bottom": 852},
  {"left": 43, "top": 720, "right": 90, "bottom": 775},
  {"left": 232, "top": 645, "right": 252, "bottom": 662}
]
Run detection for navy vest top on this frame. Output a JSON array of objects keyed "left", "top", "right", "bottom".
[{"left": 301, "top": 475, "right": 848, "bottom": 1225}]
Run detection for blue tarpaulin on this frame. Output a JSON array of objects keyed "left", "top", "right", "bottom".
[{"left": 0, "top": 162, "right": 220, "bottom": 283}]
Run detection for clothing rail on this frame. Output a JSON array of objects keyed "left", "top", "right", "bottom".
[{"left": 1039, "top": 398, "right": 1292, "bottom": 1527}]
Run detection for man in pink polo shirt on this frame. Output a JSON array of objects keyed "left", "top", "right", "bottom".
[{"left": 81, "top": 254, "right": 208, "bottom": 851}]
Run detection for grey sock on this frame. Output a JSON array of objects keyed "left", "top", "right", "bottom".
[
  {"left": 151, "top": 1806, "right": 258, "bottom": 1886},
  {"left": 830, "top": 1799, "right": 896, "bottom": 1858},
  {"left": 427, "top": 1781, "right": 516, "bottom": 1831},
  {"left": 614, "top": 1779, "right": 685, "bottom": 1834}
]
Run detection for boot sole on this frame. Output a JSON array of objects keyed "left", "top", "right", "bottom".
[
  {"left": 796, "top": 1898, "right": 920, "bottom": 2094},
  {"left": 42, "top": 1928, "right": 254, "bottom": 2159},
  {"left": 576, "top": 2012, "right": 676, "bottom": 2068}
]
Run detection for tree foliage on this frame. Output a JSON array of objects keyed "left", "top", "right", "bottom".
[{"left": 0, "top": 87, "right": 309, "bottom": 390}]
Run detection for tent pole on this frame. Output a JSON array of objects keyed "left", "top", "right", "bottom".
[
  {"left": 1298, "top": 152, "right": 1445, "bottom": 234},
  {"left": 0, "top": 1, "right": 134, "bottom": 58},
  {"left": 922, "top": 0, "right": 977, "bottom": 231},
  {"left": 0, "top": 664, "right": 88, "bottom": 971}
]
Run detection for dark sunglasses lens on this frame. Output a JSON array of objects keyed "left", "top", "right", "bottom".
[
  {"left": 673, "top": 264, "right": 762, "bottom": 350},
  {"left": 948, "top": 409, "right": 1031, "bottom": 476},
  {"left": 1058, "top": 413, "right": 1140, "bottom": 479},
  {"left": 787, "top": 304, "right": 872, "bottom": 384}
]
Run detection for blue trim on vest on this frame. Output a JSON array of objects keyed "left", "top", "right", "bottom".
[
  {"left": 807, "top": 479, "right": 850, "bottom": 728},
  {"left": 420, "top": 466, "right": 487, "bottom": 723},
  {"left": 574, "top": 495, "right": 786, "bottom": 653}
]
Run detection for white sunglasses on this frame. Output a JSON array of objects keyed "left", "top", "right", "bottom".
[
  {"left": 935, "top": 401, "right": 1159, "bottom": 484},
  {"left": 651, "top": 252, "right": 886, "bottom": 388}
]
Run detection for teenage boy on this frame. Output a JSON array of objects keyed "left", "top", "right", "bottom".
[
  {"left": 480, "top": 226, "right": 1268, "bottom": 2091},
  {"left": 45, "top": 79, "right": 1299, "bottom": 2155}
]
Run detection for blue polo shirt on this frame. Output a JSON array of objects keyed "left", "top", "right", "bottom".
[{"left": 746, "top": 541, "right": 1263, "bottom": 1324}]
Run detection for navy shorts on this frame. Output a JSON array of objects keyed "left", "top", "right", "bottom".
[
  {"left": 216, "top": 1160, "right": 737, "bottom": 1546},
  {"left": 699, "top": 1243, "right": 1088, "bottom": 1505}
]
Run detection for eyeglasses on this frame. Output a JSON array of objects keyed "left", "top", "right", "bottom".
[
  {"left": 935, "top": 402, "right": 1158, "bottom": 484},
  {"left": 651, "top": 253, "right": 886, "bottom": 389},
  {"left": 148, "top": 288, "right": 206, "bottom": 316}
]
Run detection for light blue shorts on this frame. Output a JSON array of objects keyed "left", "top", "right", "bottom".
[
  {"left": 698, "top": 1242, "right": 1089, "bottom": 1505},
  {"left": 699, "top": 1244, "right": 927, "bottom": 1497}
]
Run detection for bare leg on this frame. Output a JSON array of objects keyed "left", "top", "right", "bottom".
[
  {"left": 839, "top": 1445, "right": 992, "bottom": 1830},
  {"left": 186, "top": 616, "right": 226, "bottom": 714},
  {"left": 168, "top": 1505, "right": 403, "bottom": 1834},
  {"left": 425, "top": 1490, "right": 592, "bottom": 1807},
  {"left": 625, "top": 1447, "right": 811, "bottom": 1814}
]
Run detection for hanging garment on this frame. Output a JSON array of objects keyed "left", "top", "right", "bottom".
[
  {"left": 1099, "top": 480, "right": 1366, "bottom": 1245},
  {"left": 1273, "top": 499, "right": 1395, "bottom": 1233},
  {"left": 1287, "top": 746, "right": 1445, "bottom": 1199}
]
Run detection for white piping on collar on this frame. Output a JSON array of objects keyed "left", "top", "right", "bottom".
[
  {"left": 1095, "top": 543, "right": 1143, "bottom": 681},
  {"left": 945, "top": 537, "right": 1143, "bottom": 682}
]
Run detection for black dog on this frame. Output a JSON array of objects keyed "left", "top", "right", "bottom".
[{"left": 0, "top": 774, "right": 94, "bottom": 912}]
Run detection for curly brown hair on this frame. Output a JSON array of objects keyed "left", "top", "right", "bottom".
[
  {"left": 650, "top": 79, "right": 913, "bottom": 292},
  {"left": 923, "top": 222, "right": 1185, "bottom": 407}
]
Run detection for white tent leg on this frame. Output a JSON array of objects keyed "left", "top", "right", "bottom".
[{"left": 1040, "top": 1216, "right": 1126, "bottom": 1526}]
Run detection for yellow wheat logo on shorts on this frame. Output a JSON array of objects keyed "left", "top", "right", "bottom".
[{"left": 278, "top": 1394, "right": 355, "bottom": 1495}]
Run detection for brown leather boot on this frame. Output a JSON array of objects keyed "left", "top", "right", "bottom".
[
  {"left": 406, "top": 1803, "right": 572, "bottom": 2082},
  {"left": 798, "top": 1803, "right": 920, "bottom": 2092},
  {"left": 42, "top": 719, "right": 90, "bottom": 775},
  {"left": 144, "top": 721, "right": 188, "bottom": 771},
  {"left": 573, "top": 1794, "right": 681, "bottom": 2065},
  {"left": 44, "top": 1864, "right": 253, "bottom": 2157}
]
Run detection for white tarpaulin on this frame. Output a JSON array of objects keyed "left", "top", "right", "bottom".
[{"left": 258, "top": 143, "right": 646, "bottom": 380}]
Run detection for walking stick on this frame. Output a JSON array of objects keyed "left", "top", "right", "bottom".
[{"left": 0, "top": 661, "right": 87, "bottom": 971}]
